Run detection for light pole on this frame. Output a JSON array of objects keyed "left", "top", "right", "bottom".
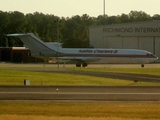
[
  {"left": 104, "top": 0, "right": 105, "bottom": 16},
  {"left": 103, "top": 0, "right": 107, "bottom": 25},
  {"left": 55, "top": 19, "right": 61, "bottom": 68}
]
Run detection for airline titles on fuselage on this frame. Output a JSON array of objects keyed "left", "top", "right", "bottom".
[{"left": 79, "top": 49, "right": 118, "bottom": 53}]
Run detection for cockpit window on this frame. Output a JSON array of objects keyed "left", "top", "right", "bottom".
[{"left": 147, "top": 53, "right": 153, "bottom": 56}]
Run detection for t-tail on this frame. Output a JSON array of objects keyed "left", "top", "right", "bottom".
[{"left": 7, "top": 33, "right": 57, "bottom": 59}]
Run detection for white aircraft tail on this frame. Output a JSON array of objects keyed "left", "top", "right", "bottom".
[{"left": 7, "top": 33, "right": 55, "bottom": 53}]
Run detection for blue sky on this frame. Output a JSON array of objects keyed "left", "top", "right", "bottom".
[{"left": 0, "top": 0, "right": 160, "bottom": 17}]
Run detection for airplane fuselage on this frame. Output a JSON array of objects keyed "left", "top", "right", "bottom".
[
  {"left": 7, "top": 33, "right": 158, "bottom": 67},
  {"left": 33, "top": 47, "right": 157, "bottom": 66}
]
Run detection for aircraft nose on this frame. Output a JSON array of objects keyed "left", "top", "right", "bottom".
[
  {"left": 155, "top": 55, "right": 158, "bottom": 60},
  {"left": 154, "top": 56, "right": 158, "bottom": 62},
  {"left": 150, "top": 55, "right": 158, "bottom": 62}
]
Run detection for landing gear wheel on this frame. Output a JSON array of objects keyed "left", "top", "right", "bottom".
[
  {"left": 76, "top": 63, "right": 81, "bottom": 67},
  {"left": 82, "top": 63, "right": 87, "bottom": 67},
  {"left": 141, "top": 64, "right": 145, "bottom": 68}
]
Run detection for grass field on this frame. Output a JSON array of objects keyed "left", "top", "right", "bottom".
[
  {"left": 0, "top": 63, "right": 160, "bottom": 86},
  {"left": 68, "top": 64, "right": 160, "bottom": 76},
  {"left": 0, "top": 63, "right": 160, "bottom": 120},
  {"left": 0, "top": 69, "right": 135, "bottom": 86},
  {"left": 0, "top": 101, "right": 160, "bottom": 120}
]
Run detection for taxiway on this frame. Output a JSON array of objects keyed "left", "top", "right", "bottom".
[{"left": 0, "top": 86, "right": 160, "bottom": 101}]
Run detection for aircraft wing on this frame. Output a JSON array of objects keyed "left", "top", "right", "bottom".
[{"left": 58, "top": 57, "right": 100, "bottom": 63}]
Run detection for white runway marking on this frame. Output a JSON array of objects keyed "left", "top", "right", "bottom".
[{"left": 0, "top": 92, "right": 160, "bottom": 95}]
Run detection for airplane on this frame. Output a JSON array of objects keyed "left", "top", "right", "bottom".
[{"left": 7, "top": 33, "right": 158, "bottom": 67}]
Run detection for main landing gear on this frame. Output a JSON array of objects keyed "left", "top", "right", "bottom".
[
  {"left": 141, "top": 64, "right": 145, "bottom": 68},
  {"left": 76, "top": 63, "right": 88, "bottom": 67}
]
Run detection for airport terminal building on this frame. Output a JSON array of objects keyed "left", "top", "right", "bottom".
[{"left": 89, "top": 21, "right": 160, "bottom": 62}]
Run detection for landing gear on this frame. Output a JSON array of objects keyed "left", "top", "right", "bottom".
[
  {"left": 76, "top": 63, "right": 81, "bottom": 67},
  {"left": 76, "top": 63, "right": 88, "bottom": 67},
  {"left": 82, "top": 63, "right": 87, "bottom": 67},
  {"left": 141, "top": 64, "right": 145, "bottom": 68}
]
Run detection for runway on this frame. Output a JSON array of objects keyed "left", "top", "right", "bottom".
[{"left": 0, "top": 86, "right": 160, "bottom": 101}]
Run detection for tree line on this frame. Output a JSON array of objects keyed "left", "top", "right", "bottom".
[{"left": 0, "top": 10, "right": 160, "bottom": 48}]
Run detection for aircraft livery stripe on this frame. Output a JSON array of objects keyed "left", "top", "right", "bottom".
[{"left": 59, "top": 53, "right": 157, "bottom": 58}]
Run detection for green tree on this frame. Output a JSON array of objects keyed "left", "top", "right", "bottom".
[
  {"left": 96, "top": 15, "right": 108, "bottom": 25},
  {"left": 8, "top": 11, "right": 26, "bottom": 33},
  {"left": 152, "top": 14, "right": 160, "bottom": 20},
  {"left": 119, "top": 13, "right": 130, "bottom": 23},
  {"left": 0, "top": 11, "right": 10, "bottom": 33},
  {"left": 129, "top": 11, "right": 151, "bottom": 22},
  {"left": 0, "top": 10, "right": 158, "bottom": 47}
]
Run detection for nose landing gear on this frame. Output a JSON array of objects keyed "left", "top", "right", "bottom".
[{"left": 141, "top": 64, "right": 145, "bottom": 68}]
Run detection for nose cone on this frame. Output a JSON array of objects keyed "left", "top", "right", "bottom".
[
  {"left": 152, "top": 55, "right": 158, "bottom": 62},
  {"left": 155, "top": 55, "right": 158, "bottom": 60}
]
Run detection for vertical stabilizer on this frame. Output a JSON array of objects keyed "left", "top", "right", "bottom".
[{"left": 7, "top": 33, "right": 54, "bottom": 53}]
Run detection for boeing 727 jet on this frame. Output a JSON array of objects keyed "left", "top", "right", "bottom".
[{"left": 7, "top": 33, "right": 158, "bottom": 67}]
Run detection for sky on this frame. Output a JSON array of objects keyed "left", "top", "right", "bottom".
[{"left": 0, "top": 0, "right": 160, "bottom": 17}]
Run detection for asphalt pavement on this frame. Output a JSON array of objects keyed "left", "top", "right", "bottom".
[{"left": 0, "top": 86, "right": 160, "bottom": 101}]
